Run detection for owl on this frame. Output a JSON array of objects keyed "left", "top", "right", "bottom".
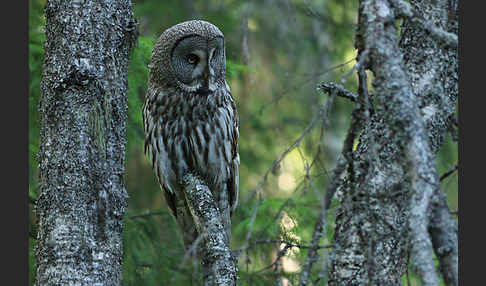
[{"left": 142, "top": 20, "right": 239, "bottom": 250}]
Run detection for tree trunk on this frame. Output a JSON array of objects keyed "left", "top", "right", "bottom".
[
  {"left": 35, "top": 0, "right": 137, "bottom": 285},
  {"left": 328, "top": 0, "right": 457, "bottom": 285}
]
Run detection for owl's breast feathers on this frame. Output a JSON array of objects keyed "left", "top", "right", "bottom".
[{"left": 142, "top": 83, "right": 239, "bottom": 216}]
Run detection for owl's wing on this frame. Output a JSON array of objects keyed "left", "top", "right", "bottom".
[
  {"left": 227, "top": 83, "right": 240, "bottom": 215},
  {"left": 229, "top": 153, "right": 239, "bottom": 215},
  {"left": 142, "top": 87, "right": 157, "bottom": 159},
  {"left": 162, "top": 185, "right": 177, "bottom": 217},
  {"left": 142, "top": 87, "right": 178, "bottom": 218}
]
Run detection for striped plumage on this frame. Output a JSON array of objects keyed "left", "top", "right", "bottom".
[{"left": 142, "top": 20, "right": 239, "bottom": 249}]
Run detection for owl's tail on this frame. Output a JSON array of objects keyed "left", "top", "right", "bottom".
[
  {"left": 174, "top": 198, "right": 199, "bottom": 253},
  {"left": 217, "top": 183, "right": 232, "bottom": 244}
]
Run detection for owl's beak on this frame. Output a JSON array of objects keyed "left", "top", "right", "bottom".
[
  {"left": 201, "top": 60, "right": 216, "bottom": 93},
  {"left": 202, "top": 64, "right": 211, "bottom": 89},
  {"left": 196, "top": 68, "right": 211, "bottom": 95},
  {"left": 202, "top": 70, "right": 209, "bottom": 82}
]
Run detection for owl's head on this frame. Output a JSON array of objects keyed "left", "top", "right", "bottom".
[{"left": 149, "top": 20, "right": 226, "bottom": 94}]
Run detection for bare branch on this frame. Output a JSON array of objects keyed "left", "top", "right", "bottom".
[
  {"left": 128, "top": 210, "right": 169, "bottom": 219},
  {"left": 239, "top": 197, "right": 261, "bottom": 259},
  {"left": 242, "top": 58, "right": 355, "bottom": 123},
  {"left": 235, "top": 239, "right": 333, "bottom": 253},
  {"left": 178, "top": 234, "right": 205, "bottom": 269},
  {"left": 240, "top": 60, "right": 356, "bottom": 277},
  {"left": 240, "top": 3, "right": 250, "bottom": 66},
  {"left": 440, "top": 165, "right": 458, "bottom": 182},
  {"left": 318, "top": 82, "right": 358, "bottom": 102},
  {"left": 241, "top": 102, "right": 329, "bottom": 205}
]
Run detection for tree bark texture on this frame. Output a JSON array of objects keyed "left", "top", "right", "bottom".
[
  {"left": 328, "top": 0, "right": 457, "bottom": 285},
  {"left": 182, "top": 174, "right": 238, "bottom": 286},
  {"left": 35, "top": 0, "right": 137, "bottom": 285}
]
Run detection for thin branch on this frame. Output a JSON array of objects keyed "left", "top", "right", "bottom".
[
  {"left": 241, "top": 58, "right": 359, "bottom": 209},
  {"left": 242, "top": 58, "right": 356, "bottom": 123},
  {"left": 127, "top": 210, "right": 169, "bottom": 219},
  {"left": 239, "top": 77, "right": 347, "bottom": 269},
  {"left": 256, "top": 242, "right": 332, "bottom": 276},
  {"left": 439, "top": 165, "right": 458, "bottom": 182},
  {"left": 178, "top": 233, "right": 205, "bottom": 268},
  {"left": 313, "top": 249, "right": 330, "bottom": 285},
  {"left": 241, "top": 102, "right": 328, "bottom": 204},
  {"left": 240, "top": 2, "right": 250, "bottom": 66},
  {"left": 318, "top": 82, "right": 358, "bottom": 102},
  {"left": 272, "top": 243, "right": 291, "bottom": 285},
  {"left": 235, "top": 239, "right": 333, "bottom": 253},
  {"left": 240, "top": 197, "right": 261, "bottom": 257},
  {"left": 239, "top": 61, "right": 356, "bottom": 283}
]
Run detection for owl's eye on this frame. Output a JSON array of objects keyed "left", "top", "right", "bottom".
[{"left": 187, "top": 54, "right": 199, "bottom": 65}]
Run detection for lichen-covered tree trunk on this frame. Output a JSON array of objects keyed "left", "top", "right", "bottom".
[
  {"left": 35, "top": 0, "right": 137, "bottom": 285},
  {"left": 328, "top": 0, "right": 457, "bottom": 285}
]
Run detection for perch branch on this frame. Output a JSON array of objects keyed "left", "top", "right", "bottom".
[{"left": 182, "top": 173, "right": 237, "bottom": 286}]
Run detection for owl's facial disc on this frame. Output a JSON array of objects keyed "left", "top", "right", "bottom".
[
  {"left": 188, "top": 49, "right": 217, "bottom": 93},
  {"left": 171, "top": 36, "right": 224, "bottom": 94}
]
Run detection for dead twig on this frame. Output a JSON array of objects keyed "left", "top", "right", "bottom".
[{"left": 440, "top": 165, "right": 458, "bottom": 182}]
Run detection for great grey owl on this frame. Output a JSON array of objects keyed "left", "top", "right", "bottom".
[{"left": 142, "top": 20, "right": 239, "bottom": 250}]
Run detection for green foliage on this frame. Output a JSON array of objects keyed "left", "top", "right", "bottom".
[
  {"left": 29, "top": 1, "right": 45, "bottom": 284},
  {"left": 126, "top": 36, "right": 154, "bottom": 152},
  {"left": 29, "top": 236, "right": 37, "bottom": 285},
  {"left": 122, "top": 211, "right": 197, "bottom": 286},
  {"left": 29, "top": 0, "right": 45, "bottom": 188},
  {"left": 227, "top": 59, "right": 250, "bottom": 78}
]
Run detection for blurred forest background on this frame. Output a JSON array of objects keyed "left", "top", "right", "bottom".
[{"left": 29, "top": 0, "right": 458, "bottom": 285}]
